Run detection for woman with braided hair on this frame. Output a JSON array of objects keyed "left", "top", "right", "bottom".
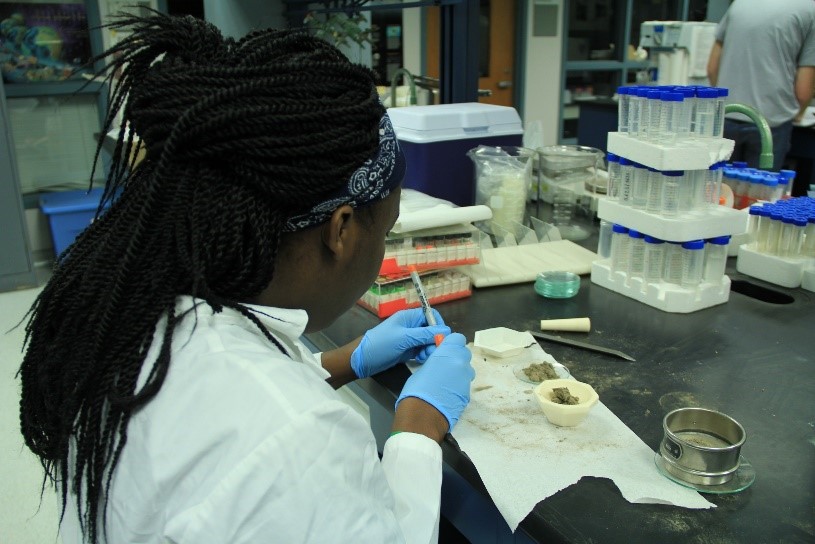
[{"left": 18, "top": 13, "right": 474, "bottom": 544}]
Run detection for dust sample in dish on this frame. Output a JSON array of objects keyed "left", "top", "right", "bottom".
[
  {"left": 522, "top": 362, "right": 559, "bottom": 382},
  {"left": 550, "top": 387, "right": 579, "bottom": 405}
]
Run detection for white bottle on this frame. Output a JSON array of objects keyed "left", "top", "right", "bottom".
[
  {"left": 703, "top": 236, "right": 730, "bottom": 283},
  {"left": 681, "top": 240, "right": 705, "bottom": 288}
]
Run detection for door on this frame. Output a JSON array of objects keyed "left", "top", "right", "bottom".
[{"left": 425, "top": 0, "right": 516, "bottom": 107}]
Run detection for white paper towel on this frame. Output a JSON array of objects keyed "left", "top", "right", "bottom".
[{"left": 452, "top": 334, "right": 714, "bottom": 532}]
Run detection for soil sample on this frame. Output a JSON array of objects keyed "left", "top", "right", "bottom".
[
  {"left": 550, "top": 387, "right": 580, "bottom": 405},
  {"left": 522, "top": 362, "right": 558, "bottom": 382}
]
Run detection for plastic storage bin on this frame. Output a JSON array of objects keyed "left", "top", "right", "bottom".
[
  {"left": 39, "top": 188, "right": 107, "bottom": 257},
  {"left": 387, "top": 103, "right": 523, "bottom": 206}
]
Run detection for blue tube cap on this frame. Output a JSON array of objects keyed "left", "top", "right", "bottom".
[
  {"left": 696, "top": 88, "right": 718, "bottom": 98},
  {"left": 681, "top": 240, "right": 705, "bottom": 250},
  {"left": 612, "top": 224, "right": 629, "bottom": 234},
  {"left": 707, "top": 235, "right": 731, "bottom": 245},
  {"left": 628, "top": 229, "right": 645, "bottom": 239},
  {"left": 607, "top": 152, "right": 619, "bottom": 162},
  {"left": 664, "top": 171, "right": 684, "bottom": 177},
  {"left": 643, "top": 235, "right": 664, "bottom": 244}
]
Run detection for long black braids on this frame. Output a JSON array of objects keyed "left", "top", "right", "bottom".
[{"left": 18, "top": 12, "right": 384, "bottom": 543}]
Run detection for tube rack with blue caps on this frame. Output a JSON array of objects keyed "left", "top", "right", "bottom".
[
  {"left": 592, "top": 85, "right": 744, "bottom": 312},
  {"left": 736, "top": 197, "right": 815, "bottom": 290},
  {"left": 593, "top": 223, "right": 732, "bottom": 313},
  {"left": 616, "top": 85, "right": 729, "bottom": 142},
  {"left": 721, "top": 162, "right": 796, "bottom": 210}
]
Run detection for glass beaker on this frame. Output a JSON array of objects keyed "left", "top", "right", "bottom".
[{"left": 538, "top": 145, "right": 603, "bottom": 240}]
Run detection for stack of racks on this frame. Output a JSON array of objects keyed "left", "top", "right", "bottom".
[
  {"left": 358, "top": 223, "right": 481, "bottom": 318},
  {"left": 591, "top": 85, "right": 748, "bottom": 313}
]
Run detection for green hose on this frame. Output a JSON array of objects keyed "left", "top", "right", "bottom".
[
  {"left": 390, "top": 68, "right": 418, "bottom": 108},
  {"left": 724, "top": 103, "right": 774, "bottom": 169}
]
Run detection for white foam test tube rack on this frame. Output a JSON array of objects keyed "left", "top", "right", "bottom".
[{"left": 540, "top": 318, "right": 591, "bottom": 333}]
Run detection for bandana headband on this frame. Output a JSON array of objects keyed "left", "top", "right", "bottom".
[{"left": 284, "top": 111, "right": 405, "bottom": 232}]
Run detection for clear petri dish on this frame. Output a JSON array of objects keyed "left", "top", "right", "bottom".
[
  {"left": 535, "top": 271, "right": 581, "bottom": 298},
  {"left": 513, "top": 361, "right": 571, "bottom": 384},
  {"left": 653, "top": 452, "right": 756, "bottom": 494}
]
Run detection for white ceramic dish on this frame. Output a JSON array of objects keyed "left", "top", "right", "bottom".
[
  {"left": 474, "top": 327, "right": 532, "bottom": 358},
  {"left": 533, "top": 378, "right": 599, "bottom": 427}
]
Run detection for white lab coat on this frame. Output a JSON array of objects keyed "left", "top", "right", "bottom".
[{"left": 59, "top": 296, "right": 442, "bottom": 543}]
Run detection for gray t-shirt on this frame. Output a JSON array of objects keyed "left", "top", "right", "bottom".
[{"left": 716, "top": 0, "right": 815, "bottom": 126}]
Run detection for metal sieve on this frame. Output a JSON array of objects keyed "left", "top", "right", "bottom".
[{"left": 659, "top": 407, "right": 746, "bottom": 486}]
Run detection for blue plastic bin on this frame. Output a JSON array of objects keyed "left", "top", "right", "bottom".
[{"left": 39, "top": 188, "right": 107, "bottom": 256}]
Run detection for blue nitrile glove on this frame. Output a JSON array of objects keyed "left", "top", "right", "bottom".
[
  {"left": 395, "top": 333, "right": 474, "bottom": 431},
  {"left": 349, "top": 308, "right": 451, "bottom": 379}
]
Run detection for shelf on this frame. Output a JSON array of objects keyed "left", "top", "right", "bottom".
[
  {"left": 283, "top": 0, "right": 461, "bottom": 15},
  {"left": 597, "top": 199, "right": 748, "bottom": 242},
  {"left": 607, "top": 132, "right": 734, "bottom": 172},
  {"left": 4, "top": 80, "right": 104, "bottom": 98}
]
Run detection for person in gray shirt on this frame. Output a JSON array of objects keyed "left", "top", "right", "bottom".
[{"left": 707, "top": 0, "right": 815, "bottom": 174}]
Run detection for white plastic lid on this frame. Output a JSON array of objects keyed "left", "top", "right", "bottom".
[{"left": 387, "top": 103, "right": 523, "bottom": 143}]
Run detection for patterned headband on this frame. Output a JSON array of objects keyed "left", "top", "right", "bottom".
[{"left": 284, "top": 111, "right": 405, "bottom": 232}]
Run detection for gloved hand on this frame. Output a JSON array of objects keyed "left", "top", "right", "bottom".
[
  {"left": 396, "top": 333, "right": 474, "bottom": 432},
  {"left": 350, "top": 308, "right": 451, "bottom": 379}
]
